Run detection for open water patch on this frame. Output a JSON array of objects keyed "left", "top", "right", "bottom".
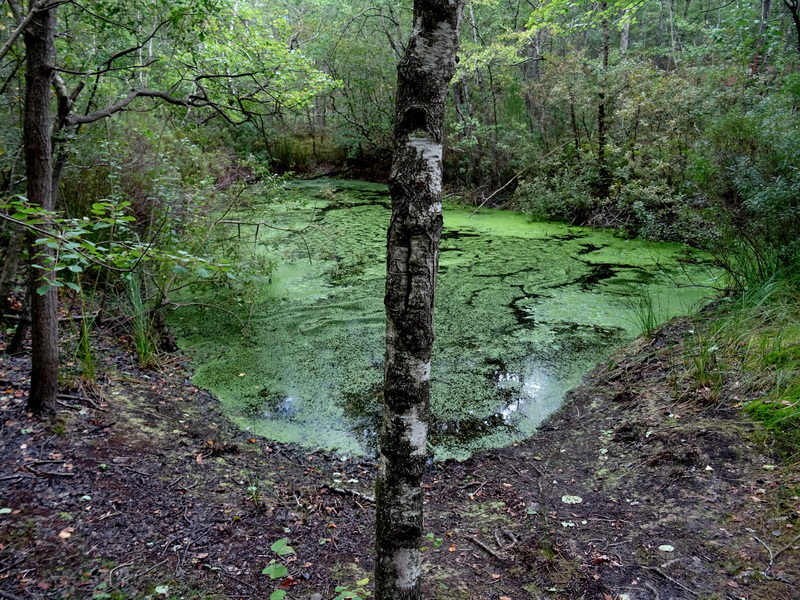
[{"left": 171, "top": 180, "right": 719, "bottom": 461}]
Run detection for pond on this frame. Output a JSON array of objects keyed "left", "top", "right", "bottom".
[{"left": 171, "top": 180, "right": 719, "bottom": 461}]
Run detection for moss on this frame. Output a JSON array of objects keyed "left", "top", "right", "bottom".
[
  {"left": 763, "top": 344, "right": 800, "bottom": 367},
  {"left": 172, "top": 180, "right": 719, "bottom": 460},
  {"left": 745, "top": 386, "right": 800, "bottom": 456}
]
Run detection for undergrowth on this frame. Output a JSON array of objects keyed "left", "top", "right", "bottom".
[{"left": 685, "top": 276, "right": 800, "bottom": 457}]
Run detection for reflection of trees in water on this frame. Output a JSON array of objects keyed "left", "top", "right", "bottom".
[
  {"left": 339, "top": 375, "right": 525, "bottom": 456},
  {"left": 242, "top": 389, "right": 300, "bottom": 419}
]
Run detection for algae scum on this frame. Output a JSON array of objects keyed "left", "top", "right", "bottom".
[{"left": 172, "top": 180, "right": 717, "bottom": 461}]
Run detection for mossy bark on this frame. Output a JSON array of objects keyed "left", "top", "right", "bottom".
[{"left": 375, "top": 2, "right": 464, "bottom": 599}]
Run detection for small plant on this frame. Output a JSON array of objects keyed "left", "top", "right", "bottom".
[
  {"left": 687, "top": 328, "right": 723, "bottom": 400},
  {"left": 246, "top": 483, "right": 261, "bottom": 507},
  {"left": 421, "top": 532, "right": 443, "bottom": 550},
  {"left": 124, "top": 274, "right": 158, "bottom": 368},
  {"left": 261, "top": 538, "right": 295, "bottom": 600},
  {"left": 334, "top": 578, "right": 371, "bottom": 600}
]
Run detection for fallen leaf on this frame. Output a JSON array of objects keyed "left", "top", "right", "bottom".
[
  {"left": 448, "top": 544, "right": 456, "bottom": 552},
  {"left": 491, "top": 573, "right": 501, "bottom": 579},
  {"left": 561, "top": 495, "right": 583, "bottom": 504}
]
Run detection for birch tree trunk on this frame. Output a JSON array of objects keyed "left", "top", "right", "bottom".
[
  {"left": 375, "top": 1, "right": 463, "bottom": 599},
  {"left": 23, "top": 1, "right": 59, "bottom": 415}
]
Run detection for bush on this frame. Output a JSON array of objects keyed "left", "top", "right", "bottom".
[{"left": 691, "top": 77, "right": 800, "bottom": 290}]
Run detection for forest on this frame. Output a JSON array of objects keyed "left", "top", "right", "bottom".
[{"left": 1, "top": 0, "right": 800, "bottom": 598}]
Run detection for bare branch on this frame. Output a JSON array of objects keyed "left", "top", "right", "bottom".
[
  {"left": 55, "top": 60, "right": 157, "bottom": 77},
  {"left": 0, "top": 0, "right": 49, "bottom": 64}
]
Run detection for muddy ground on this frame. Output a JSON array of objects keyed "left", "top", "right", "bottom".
[{"left": 1, "top": 317, "right": 798, "bottom": 600}]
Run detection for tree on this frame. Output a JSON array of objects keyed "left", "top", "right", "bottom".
[
  {"left": 22, "top": 0, "right": 59, "bottom": 415},
  {"left": 374, "top": 1, "right": 464, "bottom": 599},
  {"left": 1, "top": 0, "right": 335, "bottom": 412}
]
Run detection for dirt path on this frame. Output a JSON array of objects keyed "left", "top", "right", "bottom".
[{"left": 1, "top": 319, "right": 798, "bottom": 599}]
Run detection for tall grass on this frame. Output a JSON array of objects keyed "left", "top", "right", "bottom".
[
  {"left": 688, "top": 274, "right": 800, "bottom": 455},
  {"left": 624, "top": 288, "right": 660, "bottom": 338},
  {"left": 124, "top": 274, "right": 158, "bottom": 368}
]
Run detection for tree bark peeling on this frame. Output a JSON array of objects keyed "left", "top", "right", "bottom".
[{"left": 375, "top": 2, "right": 464, "bottom": 600}]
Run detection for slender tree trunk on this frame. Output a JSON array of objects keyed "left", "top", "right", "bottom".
[
  {"left": 788, "top": 0, "right": 800, "bottom": 59},
  {"left": 596, "top": 5, "right": 610, "bottom": 198},
  {"left": 753, "top": 0, "right": 772, "bottom": 73},
  {"left": 569, "top": 90, "right": 580, "bottom": 153},
  {"left": 0, "top": 226, "right": 25, "bottom": 325},
  {"left": 620, "top": 16, "right": 631, "bottom": 56},
  {"left": 8, "top": 290, "right": 31, "bottom": 355},
  {"left": 375, "top": 2, "right": 463, "bottom": 599},
  {"left": 23, "top": 1, "right": 59, "bottom": 415}
]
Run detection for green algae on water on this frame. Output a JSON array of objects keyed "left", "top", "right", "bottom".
[{"left": 170, "top": 180, "right": 720, "bottom": 461}]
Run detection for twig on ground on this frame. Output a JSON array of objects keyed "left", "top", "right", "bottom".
[
  {"left": 321, "top": 483, "right": 375, "bottom": 503},
  {"left": 88, "top": 421, "right": 115, "bottom": 434},
  {"left": 642, "top": 580, "right": 661, "bottom": 600},
  {"left": 120, "top": 465, "right": 151, "bottom": 476},
  {"left": 0, "top": 556, "right": 26, "bottom": 575},
  {"left": 465, "top": 535, "right": 503, "bottom": 559},
  {"left": 128, "top": 559, "right": 169, "bottom": 581},
  {"left": 107, "top": 561, "right": 134, "bottom": 588},
  {"left": 57, "top": 393, "right": 104, "bottom": 411},
  {"left": 460, "top": 480, "right": 488, "bottom": 495},
  {"left": 753, "top": 534, "right": 775, "bottom": 569},
  {"left": 216, "top": 568, "right": 261, "bottom": 592},
  {"left": 773, "top": 532, "right": 800, "bottom": 564},
  {"left": 647, "top": 566, "right": 698, "bottom": 597}
]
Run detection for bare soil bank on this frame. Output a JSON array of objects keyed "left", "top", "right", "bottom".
[{"left": 0, "top": 317, "right": 797, "bottom": 599}]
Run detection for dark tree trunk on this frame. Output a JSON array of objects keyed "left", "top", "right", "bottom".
[
  {"left": 23, "top": 1, "right": 59, "bottom": 415},
  {"left": 0, "top": 226, "right": 25, "bottom": 325},
  {"left": 596, "top": 5, "right": 610, "bottom": 199},
  {"left": 754, "top": 0, "right": 772, "bottom": 73},
  {"left": 783, "top": 0, "right": 800, "bottom": 59},
  {"left": 374, "top": 1, "right": 464, "bottom": 599},
  {"left": 8, "top": 290, "right": 31, "bottom": 355}
]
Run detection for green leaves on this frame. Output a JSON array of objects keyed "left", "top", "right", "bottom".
[
  {"left": 262, "top": 563, "right": 288, "bottom": 579},
  {"left": 270, "top": 537, "right": 295, "bottom": 556},
  {"left": 334, "top": 579, "right": 371, "bottom": 600},
  {"left": 1, "top": 196, "right": 233, "bottom": 296}
]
